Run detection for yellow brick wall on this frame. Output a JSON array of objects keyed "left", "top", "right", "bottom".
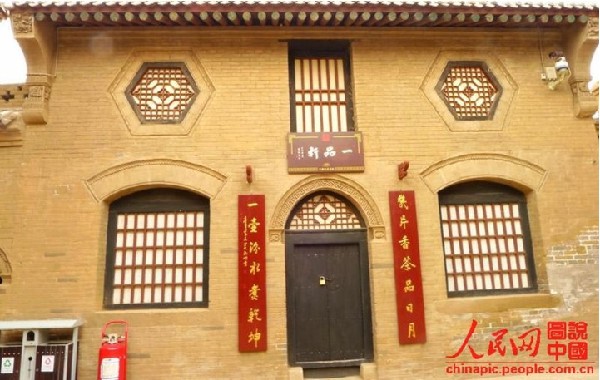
[{"left": 0, "top": 27, "right": 597, "bottom": 379}]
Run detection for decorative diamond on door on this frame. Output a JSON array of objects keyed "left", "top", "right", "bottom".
[{"left": 126, "top": 62, "right": 199, "bottom": 124}]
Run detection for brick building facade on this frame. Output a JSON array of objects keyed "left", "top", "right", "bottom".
[{"left": 0, "top": 1, "right": 598, "bottom": 379}]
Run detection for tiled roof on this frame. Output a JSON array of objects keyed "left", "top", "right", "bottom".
[
  {"left": 2, "top": 0, "right": 597, "bottom": 26},
  {"left": 4, "top": 0, "right": 598, "bottom": 7}
]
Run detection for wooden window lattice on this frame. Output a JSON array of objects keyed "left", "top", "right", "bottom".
[
  {"left": 293, "top": 57, "right": 349, "bottom": 133},
  {"left": 289, "top": 194, "right": 362, "bottom": 230},
  {"left": 437, "top": 62, "right": 501, "bottom": 120},
  {"left": 111, "top": 211, "right": 205, "bottom": 305},
  {"left": 440, "top": 203, "right": 531, "bottom": 294},
  {"left": 127, "top": 63, "right": 198, "bottom": 124}
]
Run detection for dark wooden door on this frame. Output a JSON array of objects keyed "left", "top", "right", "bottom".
[{"left": 286, "top": 231, "right": 373, "bottom": 368}]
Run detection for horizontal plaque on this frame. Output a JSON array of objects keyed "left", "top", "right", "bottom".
[{"left": 287, "top": 132, "right": 364, "bottom": 173}]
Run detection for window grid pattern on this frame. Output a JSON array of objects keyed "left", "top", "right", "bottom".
[
  {"left": 111, "top": 211, "right": 205, "bottom": 305},
  {"left": 293, "top": 58, "right": 348, "bottom": 133},
  {"left": 440, "top": 65, "right": 499, "bottom": 120},
  {"left": 128, "top": 65, "right": 197, "bottom": 123},
  {"left": 289, "top": 194, "right": 362, "bottom": 230},
  {"left": 440, "top": 203, "right": 530, "bottom": 294}
]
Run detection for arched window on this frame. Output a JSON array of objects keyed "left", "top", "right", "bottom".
[
  {"left": 287, "top": 192, "right": 364, "bottom": 230},
  {"left": 438, "top": 181, "right": 537, "bottom": 297},
  {"left": 104, "top": 188, "right": 210, "bottom": 309}
]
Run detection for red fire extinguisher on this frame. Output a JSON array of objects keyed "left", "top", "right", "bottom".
[{"left": 97, "top": 320, "right": 128, "bottom": 380}]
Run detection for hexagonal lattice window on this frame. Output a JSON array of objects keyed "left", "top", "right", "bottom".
[
  {"left": 435, "top": 61, "right": 502, "bottom": 121},
  {"left": 126, "top": 62, "right": 199, "bottom": 124}
]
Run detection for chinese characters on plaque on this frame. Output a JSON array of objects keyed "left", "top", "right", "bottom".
[
  {"left": 287, "top": 132, "right": 364, "bottom": 173},
  {"left": 389, "top": 191, "right": 426, "bottom": 344},
  {"left": 238, "top": 195, "right": 267, "bottom": 352}
]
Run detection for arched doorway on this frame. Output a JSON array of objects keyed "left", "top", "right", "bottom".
[{"left": 285, "top": 191, "right": 374, "bottom": 368}]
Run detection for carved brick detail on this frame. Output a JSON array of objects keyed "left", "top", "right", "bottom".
[
  {"left": 10, "top": 13, "right": 33, "bottom": 34},
  {"left": 268, "top": 175, "right": 386, "bottom": 242}
]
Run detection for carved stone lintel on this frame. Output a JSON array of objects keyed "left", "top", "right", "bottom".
[
  {"left": 587, "top": 17, "right": 599, "bottom": 40},
  {"left": 10, "top": 12, "right": 34, "bottom": 35},
  {"left": 571, "top": 80, "right": 599, "bottom": 118}
]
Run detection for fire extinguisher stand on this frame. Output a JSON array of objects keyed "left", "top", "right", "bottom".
[{"left": 97, "top": 320, "right": 128, "bottom": 380}]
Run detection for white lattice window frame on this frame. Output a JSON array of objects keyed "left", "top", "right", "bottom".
[{"left": 438, "top": 182, "right": 537, "bottom": 297}]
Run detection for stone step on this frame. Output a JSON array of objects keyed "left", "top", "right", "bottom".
[{"left": 303, "top": 367, "right": 362, "bottom": 380}]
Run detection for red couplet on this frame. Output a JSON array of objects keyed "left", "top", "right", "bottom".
[
  {"left": 389, "top": 191, "right": 427, "bottom": 344},
  {"left": 238, "top": 195, "right": 267, "bottom": 352}
]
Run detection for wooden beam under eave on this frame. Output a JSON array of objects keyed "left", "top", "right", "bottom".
[
  {"left": 283, "top": 12, "right": 294, "bottom": 26},
  {"left": 93, "top": 12, "right": 104, "bottom": 23},
  {"left": 34, "top": 12, "right": 46, "bottom": 22},
  {"left": 307, "top": 12, "right": 319, "bottom": 26},
  {"left": 271, "top": 11, "right": 281, "bottom": 26},
  {"left": 552, "top": 14, "right": 563, "bottom": 24},
  {"left": 212, "top": 12, "right": 227, "bottom": 26},
  {"left": 367, "top": 11, "right": 385, "bottom": 26},
  {"left": 498, "top": 14, "right": 509, "bottom": 23},
  {"left": 64, "top": 12, "right": 76, "bottom": 23},
  {"left": 443, "top": 12, "right": 466, "bottom": 27},
  {"left": 50, "top": 12, "right": 63, "bottom": 23},
  {"left": 402, "top": 11, "right": 424, "bottom": 26},
  {"left": 199, "top": 12, "right": 214, "bottom": 26},
  {"left": 388, "top": 11, "right": 410, "bottom": 26},
  {"left": 227, "top": 11, "right": 240, "bottom": 26},
  {"left": 142, "top": 11, "right": 161, "bottom": 25},
  {"left": 296, "top": 12, "right": 307, "bottom": 26},
  {"left": 378, "top": 12, "right": 398, "bottom": 27},
  {"left": 153, "top": 12, "right": 168, "bottom": 25},
  {"left": 169, "top": 12, "right": 188, "bottom": 26},
  {"left": 124, "top": 12, "right": 137, "bottom": 24},
  {"left": 257, "top": 11, "right": 266, "bottom": 26},
  {"left": 109, "top": 12, "right": 122, "bottom": 24},
  {"left": 184, "top": 12, "right": 199, "bottom": 25},
  {"left": 577, "top": 15, "right": 589, "bottom": 23},
  {"left": 242, "top": 12, "right": 252, "bottom": 26},
  {"left": 344, "top": 11, "right": 359, "bottom": 26},
  {"left": 469, "top": 13, "right": 480, "bottom": 23},
  {"left": 332, "top": 11, "right": 345, "bottom": 26},
  {"left": 320, "top": 12, "right": 332, "bottom": 26},
  {"left": 354, "top": 12, "right": 371, "bottom": 27},
  {"left": 430, "top": 12, "right": 453, "bottom": 27},
  {"left": 138, "top": 11, "right": 151, "bottom": 24},
  {"left": 79, "top": 11, "right": 90, "bottom": 23}
]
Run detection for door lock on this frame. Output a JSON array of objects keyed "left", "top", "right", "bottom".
[{"left": 319, "top": 276, "right": 326, "bottom": 285}]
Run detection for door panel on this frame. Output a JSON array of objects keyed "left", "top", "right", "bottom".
[
  {"left": 293, "top": 248, "right": 330, "bottom": 362},
  {"left": 327, "top": 244, "right": 363, "bottom": 361},
  {"left": 286, "top": 231, "right": 373, "bottom": 367}
]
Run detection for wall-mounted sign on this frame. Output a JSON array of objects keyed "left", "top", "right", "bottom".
[
  {"left": 238, "top": 195, "right": 267, "bottom": 352},
  {"left": 1, "top": 357, "right": 14, "bottom": 374},
  {"left": 41, "top": 355, "right": 55, "bottom": 373},
  {"left": 287, "top": 132, "right": 364, "bottom": 173},
  {"left": 389, "top": 191, "right": 426, "bottom": 344}
]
